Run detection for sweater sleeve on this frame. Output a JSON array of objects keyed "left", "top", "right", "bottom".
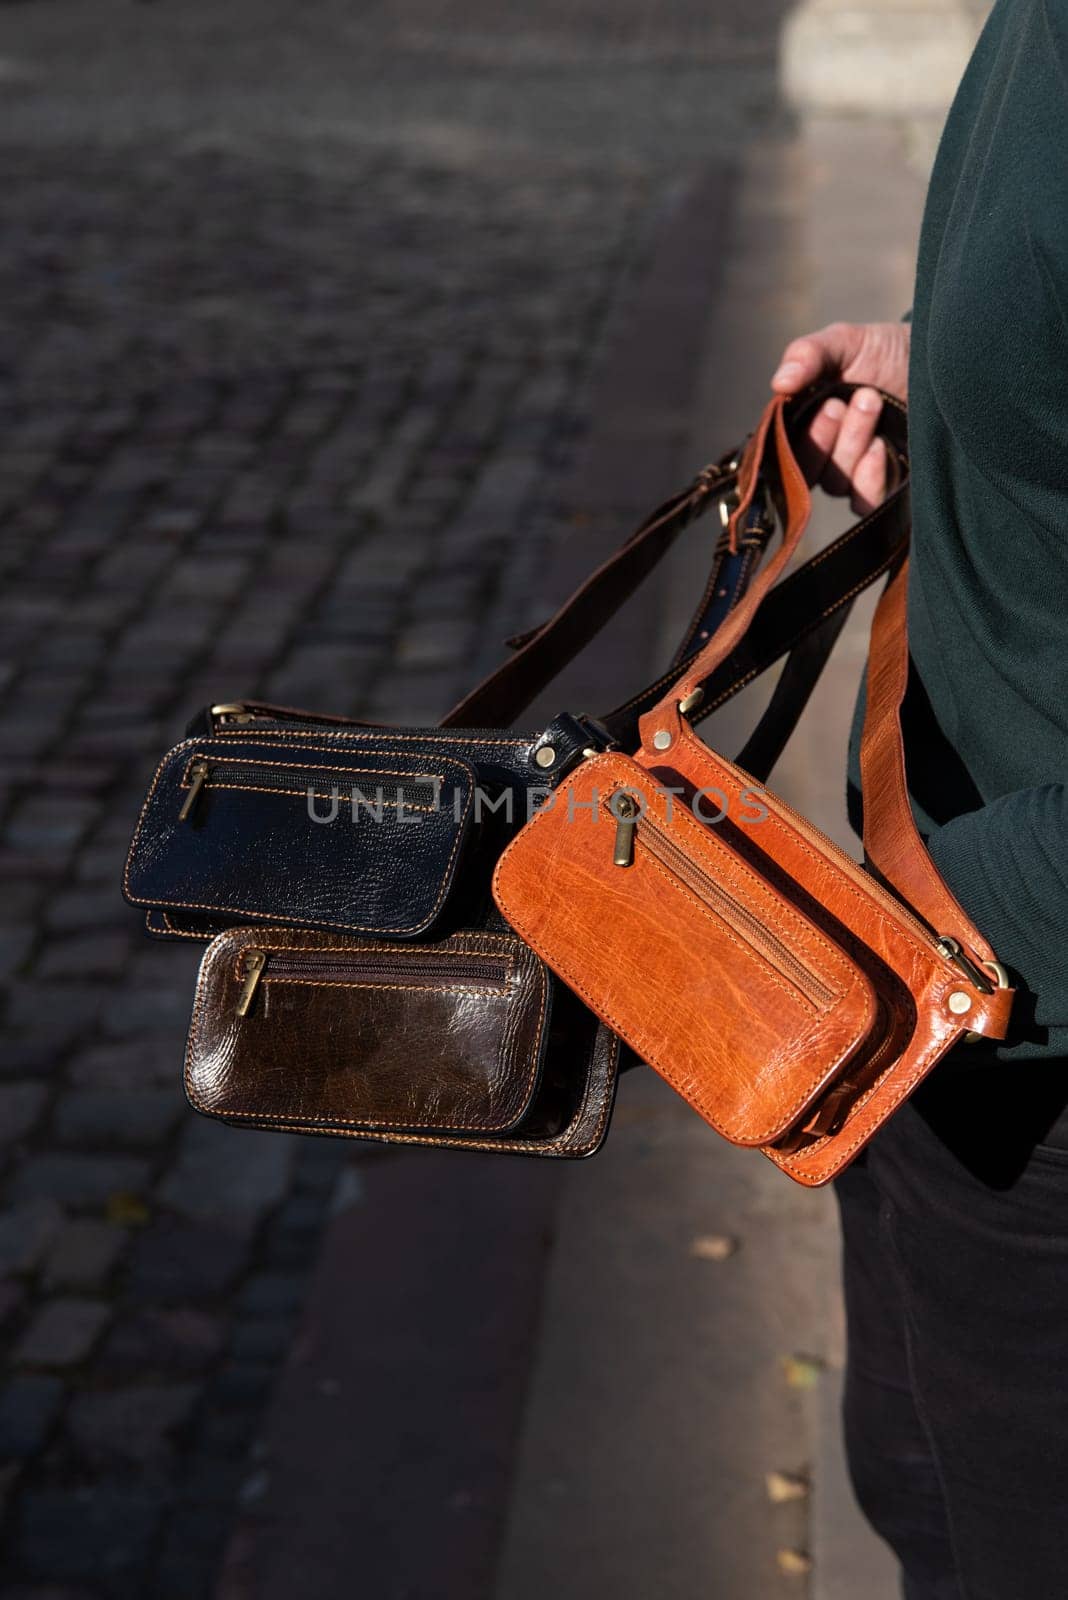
[{"left": 924, "top": 782, "right": 1068, "bottom": 1058}]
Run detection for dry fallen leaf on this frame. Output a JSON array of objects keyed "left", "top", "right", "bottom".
[
  {"left": 690, "top": 1234, "right": 739, "bottom": 1262},
  {"left": 781, "top": 1353, "right": 825, "bottom": 1390},
  {"left": 766, "top": 1469, "right": 810, "bottom": 1504},
  {"left": 777, "top": 1548, "right": 813, "bottom": 1577},
  {"left": 106, "top": 1191, "right": 150, "bottom": 1226}
]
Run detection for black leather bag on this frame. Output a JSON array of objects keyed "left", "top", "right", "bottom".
[{"left": 123, "top": 400, "right": 904, "bottom": 1158}]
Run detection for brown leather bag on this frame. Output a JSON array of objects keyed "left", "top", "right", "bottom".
[{"left": 492, "top": 389, "right": 1015, "bottom": 1186}]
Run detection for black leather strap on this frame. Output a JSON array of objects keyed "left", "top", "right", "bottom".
[
  {"left": 444, "top": 383, "right": 909, "bottom": 784},
  {"left": 441, "top": 450, "right": 744, "bottom": 729}
]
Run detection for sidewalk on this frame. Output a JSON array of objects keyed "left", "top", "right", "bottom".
[
  {"left": 0, "top": 4, "right": 930, "bottom": 1597},
  {"left": 231, "top": 117, "right": 926, "bottom": 1600}
]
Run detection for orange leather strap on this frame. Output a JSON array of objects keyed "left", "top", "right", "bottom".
[
  {"left": 637, "top": 385, "right": 1004, "bottom": 976},
  {"left": 859, "top": 557, "right": 1001, "bottom": 967}
]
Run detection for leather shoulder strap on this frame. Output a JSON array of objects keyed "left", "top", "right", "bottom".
[
  {"left": 440, "top": 455, "right": 744, "bottom": 729},
  {"left": 859, "top": 557, "right": 1002, "bottom": 966},
  {"left": 636, "top": 384, "right": 1004, "bottom": 976}
]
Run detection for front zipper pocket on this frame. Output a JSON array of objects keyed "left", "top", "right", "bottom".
[
  {"left": 607, "top": 791, "right": 837, "bottom": 1011},
  {"left": 186, "top": 930, "right": 551, "bottom": 1137},
  {"left": 124, "top": 736, "right": 479, "bottom": 939},
  {"left": 235, "top": 946, "right": 512, "bottom": 1017},
  {"left": 493, "top": 755, "right": 881, "bottom": 1149},
  {"left": 177, "top": 755, "right": 442, "bottom": 824}
]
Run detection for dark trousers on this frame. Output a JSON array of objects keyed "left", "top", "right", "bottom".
[{"left": 835, "top": 1056, "right": 1068, "bottom": 1600}]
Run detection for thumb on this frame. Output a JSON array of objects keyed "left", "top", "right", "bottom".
[{"left": 771, "top": 323, "right": 859, "bottom": 394}]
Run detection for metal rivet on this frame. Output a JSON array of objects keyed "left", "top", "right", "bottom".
[
  {"left": 534, "top": 745, "right": 556, "bottom": 769},
  {"left": 948, "top": 991, "right": 972, "bottom": 1016},
  {"left": 652, "top": 730, "right": 672, "bottom": 751}
]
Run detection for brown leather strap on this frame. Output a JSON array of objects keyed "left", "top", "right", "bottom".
[
  {"left": 734, "top": 606, "right": 852, "bottom": 781},
  {"left": 441, "top": 455, "right": 740, "bottom": 729},
  {"left": 859, "top": 557, "right": 1000, "bottom": 964},
  {"left": 638, "top": 388, "right": 909, "bottom": 732},
  {"left": 637, "top": 384, "right": 1004, "bottom": 971},
  {"left": 608, "top": 436, "right": 908, "bottom": 745}
]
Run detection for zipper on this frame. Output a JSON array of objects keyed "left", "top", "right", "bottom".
[
  {"left": 235, "top": 947, "right": 511, "bottom": 1016},
  {"left": 179, "top": 757, "right": 438, "bottom": 823},
  {"left": 740, "top": 766, "right": 1003, "bottom": 994},
  {"left": 210, "top": 702, "right": 362, "bottom": 730},
  {"left": 607, "top": 791, "right": 837, "bottom": 1010},
  {"left": 603, "top": 751, "right": 1002, "bottom": 997}
]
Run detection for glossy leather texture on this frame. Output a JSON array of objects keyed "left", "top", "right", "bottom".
[
  {"left": 493, "top": 387, "right": 1016, "bottom": 1187},
  {"left": 124, "top": 448, "right": 783, "bottom": 1160},
  {"left": 187, "top": 927, "right": 619, "bottom": 1157},
  {"left": 124, "top": 735, "right": 478, "bottom": 939}
]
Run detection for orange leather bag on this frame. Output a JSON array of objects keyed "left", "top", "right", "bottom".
[{"left": 491, "top": 388, "right": 1014, "bottom": 1186}]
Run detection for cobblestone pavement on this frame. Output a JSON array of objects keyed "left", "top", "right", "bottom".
[{"left": 0, "top": 3, "right": 792, "bottom": 1595}]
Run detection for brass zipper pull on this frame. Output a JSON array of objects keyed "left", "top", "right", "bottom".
[
  {"left": 935, "top": 936, "right": 995, "bottom": 994},
  {"left": 210, "top": 702, "right": 255, "bottom": 725},
  {"left": 236, "top": 949, "right": 267, "bottom": 1017},
  {"left": 178, "top": 760, "right": 210, "bottom": 822},
  {"left": 611, "top": 792, "right": 639, "bottom": 868}
]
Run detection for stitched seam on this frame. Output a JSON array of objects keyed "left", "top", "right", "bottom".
[
  {"left": 212, "top": 728, "right": 530, "bottom": 749},
  {"left": 495, "top": 864, "right": 777, "bottom": 1140},
  {"left": 629, "top": 839, "right": 822, "bottom": 1013},
  {"left": 178, "top": 777, "right": 437, "bottom": 811},
  {"left": 678, "top": 732, "right": 939, "bottom": 970},
  {"left": 124, "top": 737, "right": 472, "bottom": 906},
  {"left": 180, "top": 752, "right": 447, "bottom": 782},
  {"left": 494, "top": 833, "right": 831, "bottom": 1146},
  {"left": 188, "top": 930, "right": 614, "bottom": 1153},
  {"left": 607, "top": 780, "right": 853, "bottom": 993},
  {"left": 188, "top": 1030, "right": 618, "bottom": 1155},
  {"left": 609, "top": 505, "right": 904, "bottom": 724},
  {"left": 226, "top": 930, "right": 517, "bottom": 957},
  {"left": 258, "top": 978, "right": 512, "bottom": 997},
  {"left": 187, "top": 932, "right": 549, "bottom": 1135},
  {"left": 126, "top": 750, "right": 475, "bottom": 935},
  {"left": 700, "top": 550, "right": 899, "bottom": 717},
  {"left": 774, "top": 1027, "right": 956, "bottom": 1181},
  {"left": 153, "top": 910, "right": 214, "bottom": 942},
  {"left": 602, "top": 760, "right": 854, "bottom": 986}
]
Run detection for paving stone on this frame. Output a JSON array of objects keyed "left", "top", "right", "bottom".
[
  {"left": 33, "top": 933, "right": 133, "bottom": 983},
  {"left": 126, "top": 1218, "right": 248, "bottom": 1302},
  {"left": 42, "top": 1221, "right": 127, "bottom": 1292},
  {"left": 8, "top": 1156, "right": 151, "bottom": 1211},
  {"left": 53, "top": 1088, "right": 183, "bottom": 1150},
  {"left": 235, "top": 1272, "right": 307, "bottom": 1318},
  {"left": 0, "top": 1, "right": 717, "bottom": 1586},
  {"left": 0, "top": 1083, "right": 50, "bottom": 1145},
  {"left": 227, "top": 1318, "right": 296, "bottom": 1364},
  {"left": 0, "top": 1031, "right": 79, "bottom": 1080},
  {"left": 0, "top": 928, "right": 34, "bottom": 979},
  {"left": 0, "top": 1201, "right": 65, "bottom": 1278},
  {"left": 3, "top": 985, "right": 105, "bottom": 1037},
  {"left": 196, "top": 1408, "right": 257, "bottom": 1459},
  {"left": 66, "top": 1383, "right": 198, "bottom": 1465},
  {"left": 96, "top": 1307, "right": 225, "bottom": 1379},
  {"left": 13, "top": 1300, "right": 110, "bottom": 1369},
  {"left": 0, "top": 1377, "right": 65, "bottom": 1459},
  {"left": 0, "top": 1279, "right": 26, "bottom": 1331},
  {"left": 13, "top": 1484, "right": 165, "bottom": 1588},
  {"left": 66, "top": 1037, "right": 177, "bottom": 1090},
  {"left": 157, "top": 1120, "right": 293, "bottom": 1233},
  {"left": 100, "top": 985, "right": 197, "bottom": 1039},
  {"left": 0, "top": 1586, "right": 97, "bottom": 1599}
]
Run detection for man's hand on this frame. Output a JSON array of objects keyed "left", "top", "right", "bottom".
[{"left": 770, "top": 320, "right": 911, "bottom": 513}]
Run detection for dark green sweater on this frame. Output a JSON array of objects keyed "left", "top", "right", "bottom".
[{"left": 849, "top": 0, "right": 1068, "bottom": 1061}]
